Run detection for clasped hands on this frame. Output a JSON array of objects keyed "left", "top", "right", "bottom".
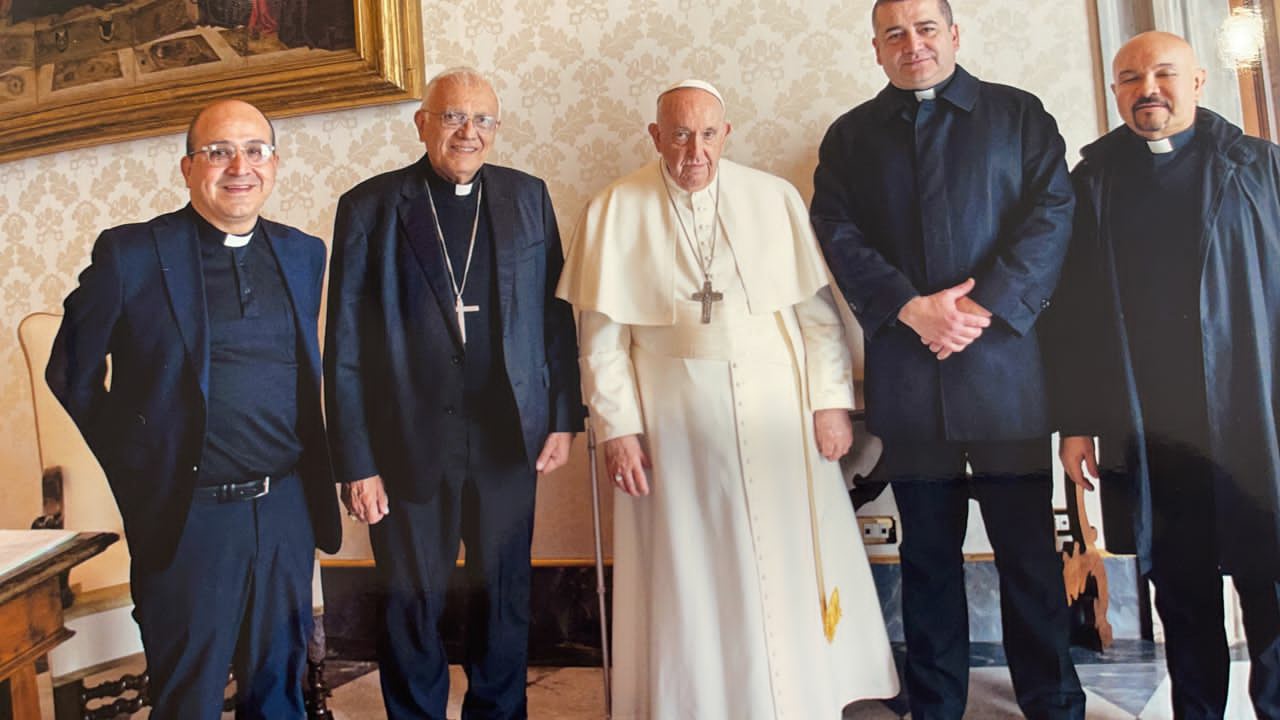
[
  {"left": 341, "top": 432, "right": 574, "bottom": 524},
  {"left": 603, "top": 410, "right": 854, "bottom": 497},
  {"left": 898, "top": 277, "right": 992, "bottom": 360}
]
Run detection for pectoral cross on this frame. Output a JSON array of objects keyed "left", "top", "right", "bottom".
[
  {"left": 692, "top": 279, "right": 723, "bottom": 324},
  {"left": 455, "top": 296, "right": 480, "bottom": 343}
]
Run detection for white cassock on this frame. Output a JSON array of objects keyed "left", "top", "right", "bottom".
[{"left": 557, "top": 159, "right": 899, "bottom": 719}]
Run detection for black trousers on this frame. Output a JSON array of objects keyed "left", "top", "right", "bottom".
[
  {"left": 131, "top": 473, "right": 316, "bottom": 720},
  {"left": 1146, "top": 439, "right": 1280, "bottom": 719},
  {"left": 369, "top": 421, "right": 537, "bottom": 720},
  {"left": 885, "top": 438, "right": 1085, "bottom": 720}
]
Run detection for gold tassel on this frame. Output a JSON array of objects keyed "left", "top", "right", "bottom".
[
  {"left": 822, "top": 587, "right": 842, "bottom": 642},
  {"left": 780, "top": 318, "right": 845, "bottom": 645},
  {"left": 802, "top": 404, "right": 842, "bottom": 643}
]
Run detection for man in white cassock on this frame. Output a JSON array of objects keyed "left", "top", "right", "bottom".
[{"left": 557, "top": 79, "right": 899, "bottom": 719}]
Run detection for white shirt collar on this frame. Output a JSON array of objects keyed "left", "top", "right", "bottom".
[
  {"left": 1146, "top": 138, "right": 1175, "bottom": 154},
  {"left": 223, "top": 232, "right": 252, "bottom": 248}
]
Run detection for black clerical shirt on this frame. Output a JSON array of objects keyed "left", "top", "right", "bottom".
[
  {"left": 422, "top": 162, "right": 520, "bottom": 450},
  {"left": 1110, "top": 126, "right": 1210, "bottom": 454},
  {"left": 194, "top": 210, "right": 302, "bottom": 485}
]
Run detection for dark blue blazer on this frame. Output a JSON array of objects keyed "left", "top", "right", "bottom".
[
  {"left": 811, "top": 66, "right": 1074, "bottom": 443},
  {"left": 324, "top": 156, "right": 583, "bottom": 501},
  {"left": 46, "top": 206, "right": 342, "bottom": 571}
]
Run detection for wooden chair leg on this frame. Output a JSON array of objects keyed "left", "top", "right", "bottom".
[
  {"left": 53, "top": 669, "right": 150, "bottom": 720},
  {"left": 59, "top": 631, "right": 330, "bottom": 718},
  {"left": 3, "top": 668, "right": 40, "bottom": 720}
]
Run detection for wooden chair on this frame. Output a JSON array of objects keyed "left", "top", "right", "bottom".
[
  {"left": 19, "top": 311, "right": 333, "bottom": 719},
  {"left": 20, "top": 311, "right": 147, "bottom": 719}
]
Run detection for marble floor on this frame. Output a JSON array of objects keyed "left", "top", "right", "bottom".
[
  {"left": 317, "top": 641, "right": 1256, "bottom": 719},
  {"left": 321, "top": 664, "right": 1129, "bottom": 719}
]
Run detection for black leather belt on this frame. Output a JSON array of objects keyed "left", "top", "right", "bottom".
[{"left": 193, "top": 475, "right": 273, "bottom": 504}]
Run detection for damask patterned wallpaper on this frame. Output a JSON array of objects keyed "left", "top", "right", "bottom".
[{"left": 0, "top": 0, "right": 1101, "bottom": 541}]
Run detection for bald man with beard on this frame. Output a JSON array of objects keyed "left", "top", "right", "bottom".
[{"left": 1052, "top": 31, "right": 1280, "bottom": 717}]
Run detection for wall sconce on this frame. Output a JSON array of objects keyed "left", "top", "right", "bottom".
[{"left": 1217, "top": 5, "right": 1267, "bottom": 70}]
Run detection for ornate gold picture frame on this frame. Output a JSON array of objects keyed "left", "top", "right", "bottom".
[{"left": 0, "top": 0, "right": 423, "bottom": 162}]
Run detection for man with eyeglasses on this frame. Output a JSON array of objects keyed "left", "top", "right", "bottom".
[
  {"left": 557, "top": 79, "right": 898, "bottom": 718},
  {"left": 324, "top": 66, "right": 581, "bottom": 719},
  {"left": 810, "top": 0, "right": 1084, "bottom": 717},
  {"left": 47, "top": 98, "right": 341, "bottom": 718}
]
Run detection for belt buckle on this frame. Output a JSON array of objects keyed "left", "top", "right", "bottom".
[{"left": 250, "top": 476, "right": 271, "bottom": 500}]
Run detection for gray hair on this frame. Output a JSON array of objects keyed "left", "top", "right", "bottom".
[{"left": 421, "top": 66, "right": 502, "bottom": 115}]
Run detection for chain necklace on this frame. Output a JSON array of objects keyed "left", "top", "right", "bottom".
[
  {"left": 663, "top": 172, "right": 723, "bottom": 323},
  {"left": 424, "top": 179, "right": 483, "bottom": 343}
]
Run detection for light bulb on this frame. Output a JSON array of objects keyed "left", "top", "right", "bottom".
[{"left": 1217, "top": 6, "right": 1266, "bottom": 69}]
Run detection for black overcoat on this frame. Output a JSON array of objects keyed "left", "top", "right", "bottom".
[
  {"left": 1050, "top": 108, "right": 1280, "bottom": 577},
  {"left": 812, "top": 66, "right": 1074, "bottom": 442}
]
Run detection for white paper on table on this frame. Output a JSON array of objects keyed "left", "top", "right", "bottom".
[{"left": 0, "top": 529, "right": 78, "bottom": 577}]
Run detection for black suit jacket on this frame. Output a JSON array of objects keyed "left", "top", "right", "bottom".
[
  {"left": 46, "top": 206, "right": 342, "bottom": 571},
  {"left": 811, "top": 66, "right": 1074, "bottom": 442},
  {"left": 324, "top": 156, "right": 583, "bottom": 500}
]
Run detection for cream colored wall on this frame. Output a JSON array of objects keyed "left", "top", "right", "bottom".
[{"left": 1, "top": 0, "right": 1101, "bottom": 559}]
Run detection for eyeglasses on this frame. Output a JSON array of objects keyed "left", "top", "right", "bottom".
[
  {"left": 424, "top": 109, "right": 500, "bottom": 132},
  {"left": 187, "top": 141, "right": 276, "bottom": 167}
]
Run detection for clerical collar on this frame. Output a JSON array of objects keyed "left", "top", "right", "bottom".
[
  {"left": 905, "top": 73, "right": 954, "bottom": 102},
  {"left": 192, "top": 207, "right": 257, "bottom": 249},
  {"left": 1140, "top": 124, "right": 1196, "bottom": 155},
  {"left": 423, "top": 156, "right": 481, "bottom": 197}
]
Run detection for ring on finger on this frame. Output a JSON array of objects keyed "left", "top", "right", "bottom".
[{"left": 613, "top": 473, "right": 623, "bottom": 482}]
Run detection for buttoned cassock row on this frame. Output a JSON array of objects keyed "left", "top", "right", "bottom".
[
  {"left": 557, "top": 158, "right": 899, "bottom": 718},
  {"left": 43, "top": 33, "right": 1280, "bottom": 718}
]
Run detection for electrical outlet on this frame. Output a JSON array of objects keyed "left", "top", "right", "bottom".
[
  {"left": 858, "top": 516, "right": 897, "bottom": 545},
  {"left": 1054, "top": 509, "right": 1071, "bottom": 534},
  {"left": 1053, "top": 509, "right": 1074, "bottom": 553}
]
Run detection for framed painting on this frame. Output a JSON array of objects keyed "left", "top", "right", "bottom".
[{"left": 0, "top": 0, "right": 423, "bottom": 162}]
